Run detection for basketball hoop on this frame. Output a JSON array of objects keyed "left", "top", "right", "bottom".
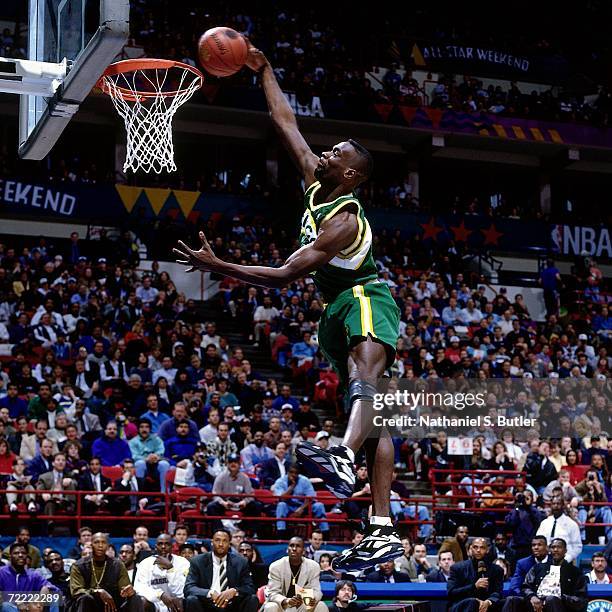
[{"left": 98, "top": 59, "right": 204, "bottom": 174}]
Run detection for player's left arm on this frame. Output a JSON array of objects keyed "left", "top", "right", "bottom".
[{"left": 174, "top": 212, "right": 358, "bottom": 288}]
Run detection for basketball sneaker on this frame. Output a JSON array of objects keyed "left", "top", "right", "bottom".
[
  {"left": 295, "top": 442, "right": 355, "bottom": 499},
  {"left": 331, "top": 523, "right": 403, "bottom": 572}
]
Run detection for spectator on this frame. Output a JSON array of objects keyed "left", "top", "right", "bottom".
[
  {"left": 6, "top": 457, "right": 37, "bottom": 514},
  {"left": 536, "top": 497, "right": 582, "bottom": 563},
  {"left": 518, "top": 538, "right": 587, "bottom": 612},
  {"left": 68, "top": 527, "right": 94, "bottom": 560},
  {"left": 366, "top": 559, "right": 411, "bottom": 582},
  {"left": 241, "top": 430, "right": 274, "bottom": 472},
  {"left": 575, "top": 467, "right": 612, "bottom": 543},
  {"left": 0, "top": 543, "right": 55, "bottom": 602},
  {"left": 114, "top": 458, "right": 149, "bottom": 515},
  {"left": 585, "top": 551, "right": 611, "bottom": 584},
  {"left": 258, "top": 441, "right": 291, "bottom": 488},
  {"left": 46, "top": 549, "right": 70, "bottom": 599},
  {"left": 264, "top": 536, "right": 326, "bottom": 612},
  {"left": 272, "top": 465, "right": 329, "bottom": 539},
  {"left": 206, "top": 422, "right": 238, "bottom": 474},
  {"left": 183, "top": 528, "right": 259, "bottom": 612},
  {"left": 129, "top": 418, "right": 171, "bottom": 490},
  {"left": 206, "top": 454, "right": 262, "bottom": 532},
  {"left": 2, "top": 527, "right": 41, "bottom": 568},
  {"left": 505, "top": 491, "right": 544, "bottom": 561},
  {"left": 134, "top": 533, "right": 190, "bottom": 612},
  {"left": 253, "top": 296, "right": 279, "bottom": 348},
  {"left": 238, "top": 542, "right": 269, "bottom": 589},
  {"left": 119, "top": 543, "right": 137, "bottom": 583},
  {"left": 447, "top": 538, "right": 503, "bottom": 612},
  {"left": 426, "top": 550, "right": 454, "bottom": 583},
  {"left": 329, "top": 580, "right": 364, "bottom": 612},
  {"left": 91, "top": 421, "right": 132, "bottom": 466},
  {"left": 35, "top": 451, "right": 76, "bottom": 512},
  {"left": 439, "top": 526, "right": 470, "bottom": 563},
  {"left": 78, "top": 457, "right": 112, "bottom": 514},
  {"left": 140, "top": 394, "right": 171, "bottom": 434},
  {"left": 69, "top": 532, "right": 139, "bottom": 612}
]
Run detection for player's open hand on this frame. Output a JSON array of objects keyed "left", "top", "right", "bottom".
[
  {"left": 244, "top": 38, "right": 268, "bottom": 71},
  {"left": 174, "top": 231, "right": 218, "bottom": 273}
]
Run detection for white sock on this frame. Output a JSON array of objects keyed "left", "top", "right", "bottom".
[
  {"left": 370, "top": 515, "right": 393, "bottom": 526},
  {"left": 341, "top": 445, "right": 355, "bottom": 462}
]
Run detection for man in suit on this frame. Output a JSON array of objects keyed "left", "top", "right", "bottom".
[
  {"left": 113, "top": 458, "right": 149, "bottom": 515},
  {"left": 447, "top": 537, "right": 504, "bottom": 612},
  {"left": 508, "top": 537, "right": 549, "bottom": 596},
  {"left": 27, "top": 438, "right": 58, "bottom": 480},
  {"left": 439, "top": 526, "right": 470, "bottom": 563},
  {"left": 35, "top": 452, "right": 77, "bottom": 515},
  {"left": 427, "top": 550, "right": 455, "bottom": 583},
  {"left": 78, "top": 456, "right": 112, "bottom": 514},
  {"left": 258, "top": 441, "right": 291, "bottom": 488},
  {"left": 73, "top": 398, "right": 102, "bottom": 440},
  {"left": 72, "top": 359, "right": 100, "bottom": 399},
  {"left": 264, "top": 537, "right": 327, "bottom": 612},
  {"left": 184, "top": 528, "right": 259, "bottom": 612},
  {"left": 365, "top": 560, "right": 411, "bottom": 583}
]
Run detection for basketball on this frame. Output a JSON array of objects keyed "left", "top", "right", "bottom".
[{"left": 198, "top": 27, "right": 248, "bottom": 77}]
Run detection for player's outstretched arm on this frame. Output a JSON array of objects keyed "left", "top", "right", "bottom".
[
  {"left": 174, "top": 214, "right": 358, "bottom": 289},
  {"left": 245, "top": 42, "right": 318, "bottom": 187}
]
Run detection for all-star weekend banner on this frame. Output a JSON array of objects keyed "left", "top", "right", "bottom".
[{"left": 0, "top": 177, "right": 609, "bottom": 259}]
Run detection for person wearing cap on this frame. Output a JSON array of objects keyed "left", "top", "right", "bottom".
[
  {"left": 262, "top": 391, "right": 280, "bottom": 421},
  {"left": 294, "top": 397, "right": 320, "bottom": 432},
  {"left": 280, "top": 405, "right": 298, "bottom": 435},
  {"left": 314, "top": 431, "right": 330, "bottom": 450},
  {"left": 207, "top": 454, "right": 262, "bottom": 532}
]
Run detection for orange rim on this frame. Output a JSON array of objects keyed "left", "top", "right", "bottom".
[{"left": 97, "top": 58, "right": 204, "bottom": 102}]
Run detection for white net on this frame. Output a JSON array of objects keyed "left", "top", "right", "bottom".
[{"left": 100, "top": 63, "right": 202, "bottom": 174}]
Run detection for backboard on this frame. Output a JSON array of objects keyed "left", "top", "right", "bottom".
[{"left": 18, "top": 0, "right": 129, "bottom": 159}]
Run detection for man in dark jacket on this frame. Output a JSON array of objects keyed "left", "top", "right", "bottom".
[
  {"left": 508, "top": 536, "right": 549, "bottom": 597},
  {"left": 447, "top": 538, "right": 504, "bottom": 612},
  {"left": 504, "top": 538, "right": 587, "bottom": 612},
  {"left": 258, "top": 442, "right": 292, "bottom": 488},
  {"left": 505, "top": 491, "right": 544, "bottom": 561},
  {"left": 524, "top": 442, "right": 558, "bottom": 495},
  {"left": 184, "top": 528, "right": 259, "bottom": 612},
  {"left": 365, "top": 560, "right": 411, "bottom": 583}
]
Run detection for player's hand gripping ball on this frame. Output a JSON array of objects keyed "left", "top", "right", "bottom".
[{"left": 198, "top": 27, "right": 248, "bottom": 77}]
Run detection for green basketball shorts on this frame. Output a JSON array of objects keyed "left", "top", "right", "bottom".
[{"left": 317, "top": 281, "right": 400, "bottom": 387}]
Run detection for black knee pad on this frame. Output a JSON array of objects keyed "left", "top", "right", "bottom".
[{"left": 348, "top": 379, "right": 377, "bottom": 406}]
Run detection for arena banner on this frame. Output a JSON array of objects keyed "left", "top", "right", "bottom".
[
  {"left": 404, "top": 41, "right": 569, "bottom": 80},
  {"left": 0, "top": 178, "right": 266, "bottom": 223},
  {"left": 370, "top": 105, "right": 612, "bottom": 148},
  {"left": 551, "top": 223, "right": 612, "bottom": 259}
]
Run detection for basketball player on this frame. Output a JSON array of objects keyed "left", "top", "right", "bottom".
[{"left": 174, "top": 42, "right": 401, "bottom": 572}]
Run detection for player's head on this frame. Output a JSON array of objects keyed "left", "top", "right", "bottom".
[{"left": 315, "top": 140, "right": 373, "bottom": 187}]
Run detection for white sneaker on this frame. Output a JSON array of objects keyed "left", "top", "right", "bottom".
[
  {"left": 27, "top": 502, "right": 37, "bottom": 513},
  {"left": 9, "top": 503, "right": 17, "bottom": 513}
]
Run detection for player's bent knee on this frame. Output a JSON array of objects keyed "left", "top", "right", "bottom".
[{"left": 348, "top": 379, "right": 377, "bottom": 407}]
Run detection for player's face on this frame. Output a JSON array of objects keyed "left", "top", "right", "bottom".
[{"left": 315, "top": 141, "right": 357, "bottom": 184}]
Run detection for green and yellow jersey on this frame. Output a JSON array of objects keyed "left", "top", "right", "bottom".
[{"left": 299, "top": 181, "right": 378, "bottom": 301}]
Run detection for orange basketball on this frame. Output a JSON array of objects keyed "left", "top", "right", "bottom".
[{"left": 198, "top": 27, "right": 248, "bottom": 77}]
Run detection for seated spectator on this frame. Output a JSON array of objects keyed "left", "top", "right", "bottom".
[
  {"left": 158, "top": 401, "right": 199, "bottom": 442},
  {"left": 0, "top": 438, "right": 17, "bottom": 474},
  {"left": 78, "top": 457, "right": 112, "bottom": 514},
  {"left": 272, "top": 465, "right": 329, "bottom": 539},
  {"left": 328, "top": 580, "right": 364, "bottom": 612},
  {"left": 113, "top": 458, "right": 149, "bottom": 515},
  {"left": 21, "top": 419, "right": 58, "bottom": 462},
  {"left": 343, "top": 464, "right": 371, "bottom": 522},
  {"left": 585, "top": 551, "right": 611, "bottom": 584},
  {"left": 0, "top": 542, "right": 55, "bottom": 601},
  {"left": 238, "top": 541, "right": 269, "bottom": 589},
  {"left": 366, "top": 559, "right": 411, "bottom": 583},
  {"left": 206, "top": 422, "right": 238, "bottom": 475},
  {"left": 0, "top": 382, "right": 27, "bottom": 419},
  {"left": 6, "top": 457, "right": 37, "bottom": 514},
  {"left": 46, "top": 549, "right": 71, "bottom": 599},
  {"left": 206, "top": 454, "right": 262, "bottom": 532},
  {"left": 91, "top": 421, "right": 132, "bottom": 466},
  {"left": 129, "top": 418, "right": 171, "bottom": 490},
  {"left": 132, "top": 525, "right": 154, "bottom": 563},
  {"left": 294, "top": 396, "right": 320, "bottom": 432},
  {"left": 258, "top": 441, "right": 291, "bottom": 488},
  {"left": 426, "top": 550, "right": 454, "bottom": 583},
  {"left": 119, "top": 543, "right": 137, "bottom": 583},
  {"left": 515, "top": 538, "right": 587, "bottom": 612},
  {"left": 410, "top": 543, "right": 432, "bottom": 580},
  {"left": 542, "top": 470, "right": 579, "bottom": 504},
  {"left": 241, "top": 430, "right": 274, "bottom": 472},
  {"left": 134, "top": 533, "right": 190, "bottom": 612},
  {"left": 140, "top": 394, "right": 171, "bottom": 434},
  {"left": 263, "top": 416, "right": 283, "bottom": 449},
  {"left": 35, "top": 452, "right": 77, "bottom": 516},
  {"left": 68, "top": 527, "right": 93, "bottom": 560},
  {"left": 69, "top": 532, "right": 140, "bottom": 612},
  {"left": 439, "top": 526, "right": 470, "bottom": 563},
  {"left": 508, "top": 536, "right": 549, "bottom": 596},
  {"left": 199, "top": 407, "right": 221, "bottom": 444},
  {"left": 2, "top": 526, "right": 41, "bottom": 568},
  {"left": 184, "top": 528, "right": 259, "bottom": 612},
  {"left": 525, "top": 441, "right": 558, "bottom": 495},
  {"left": 447, "top": 538, "right": 503, "bottom": 612},
  {"left": 264, "top": 536, "right": 326, "bottom": 612}
]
